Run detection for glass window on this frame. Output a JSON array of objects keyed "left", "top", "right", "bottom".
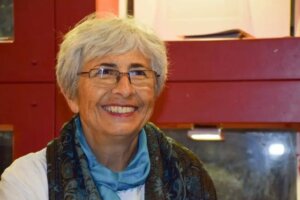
[
  {"left": 164, "top": 128, "right": 296, "bottom": 200},
  {"left": 0, "top": 0, "right": 14, "bottom": 42},
  {"left": 0, "top": 125, "right": 13, "bottom": 176}
]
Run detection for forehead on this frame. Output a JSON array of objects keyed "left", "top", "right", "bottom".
[{"left": 83, "top": 50, "right": 151, "bottom": 70}]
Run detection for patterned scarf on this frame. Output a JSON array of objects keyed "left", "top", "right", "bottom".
[{"left": 47, "top": 116, "right": 217, "bottom": 200}]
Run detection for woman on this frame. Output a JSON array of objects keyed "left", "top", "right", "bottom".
[{"left": 0, "top": 14, "right": 217, "bottom": 200}]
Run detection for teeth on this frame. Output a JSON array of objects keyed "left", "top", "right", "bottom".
[{"left": 104, "top": 106, "right": 135, "bottom": 114}]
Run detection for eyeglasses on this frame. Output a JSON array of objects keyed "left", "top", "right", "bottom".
[{"left": 77, "top": 66, "right": 160, "bottom": 86}]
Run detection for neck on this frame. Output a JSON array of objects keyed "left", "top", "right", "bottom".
[{"left": 85, "top": 132, "right": 139, "bottom": 172}]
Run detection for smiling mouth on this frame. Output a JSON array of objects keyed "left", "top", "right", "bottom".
[{"left": 103, "top": 106, "right": 137, "bottom": 114}]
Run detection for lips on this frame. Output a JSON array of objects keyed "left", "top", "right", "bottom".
[{"left": 103, "top": 105, "right": 137, "bottom": 114}]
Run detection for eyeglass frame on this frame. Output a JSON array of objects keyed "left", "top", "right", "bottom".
[{"left": 77, "top": 65, "right": 160, "bottom": 86}]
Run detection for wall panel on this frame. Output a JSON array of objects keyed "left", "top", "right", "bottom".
[
  {"left": 151, "top": 81, "right": 300, "bottom": 124},
  {"left": 0, "top": 84, "right": 55, "bottom": 158},
  {"left": 167, "top": 39, "right": 300, "bottom": 81},
  {"left": 0, "top": 0, "right": 55, "bottom": 82}
]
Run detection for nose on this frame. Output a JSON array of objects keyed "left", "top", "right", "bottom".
[{"left": 111, "top": 73, "right": 135, "bottom": 97}]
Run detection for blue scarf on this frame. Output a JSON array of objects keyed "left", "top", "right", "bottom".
[{"left": 75, "top": 117, "right": 150, "bottom": 200}]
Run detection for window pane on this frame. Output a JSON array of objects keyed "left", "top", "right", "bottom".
[
  {"left": 0, "top": 0, "right": 14, "bottom": 41},
  {"left": 0, "top": 128, "right": 13, "bottom": 176},
  {"left": 164, "top": 129, "right": 296, "bottom": 200}
]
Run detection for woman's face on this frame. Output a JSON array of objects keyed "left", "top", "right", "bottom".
[{"left": 67, "top": 50, "right": 157, "bottom": 140}]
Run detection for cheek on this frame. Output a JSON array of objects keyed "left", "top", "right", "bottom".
[
  {"left": 77, "top": 84, "right": 104, "bottom": 108},
  {"left": 140, "top": 88, "right": 157, "bottom": 109}
]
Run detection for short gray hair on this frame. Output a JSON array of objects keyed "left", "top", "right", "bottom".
[{"left": 56, "top": 13, "right": 168, "bottom": 99}]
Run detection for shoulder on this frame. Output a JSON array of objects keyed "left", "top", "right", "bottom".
[{"left": 0, "top": 148, "right": 48, "bottom": 200}]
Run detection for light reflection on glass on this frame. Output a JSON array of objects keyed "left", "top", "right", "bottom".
[{"left": 268, "top": 143, "right": 285, "bottom": 156}]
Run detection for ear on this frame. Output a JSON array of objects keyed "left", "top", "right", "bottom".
[{"left": 63, "top": 93, "right": 79, "bottom": 113}]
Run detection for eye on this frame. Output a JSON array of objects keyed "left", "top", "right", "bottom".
[
  {"left": 129, "top": 70, "right": 148, "bottom": 77},
  {"left": 97, "top": 68, "right": 118, "bottom": 77}
]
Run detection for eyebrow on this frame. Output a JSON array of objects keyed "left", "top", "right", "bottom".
[
  {"left": 99, "top": 63, "right": 117, "bottom": 68},
  {"left": 130, "top": 63, "right": 148, "bottom": 69},
  {"left": 99, "top": 63, "right": 148, "bottom": 69}
]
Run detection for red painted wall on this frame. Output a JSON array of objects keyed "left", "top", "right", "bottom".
[
  {"left": 151, "top": 39, "right": 300, "bottom": 124},
  {"left": 1, "top": 0, "right": 300, "bottom": 158},
  {"left": 0, "top": 0, "right": 95, "bottom": 158},
  {"left": 0, "top": 0, "right": 56, "bottom": 158}
]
